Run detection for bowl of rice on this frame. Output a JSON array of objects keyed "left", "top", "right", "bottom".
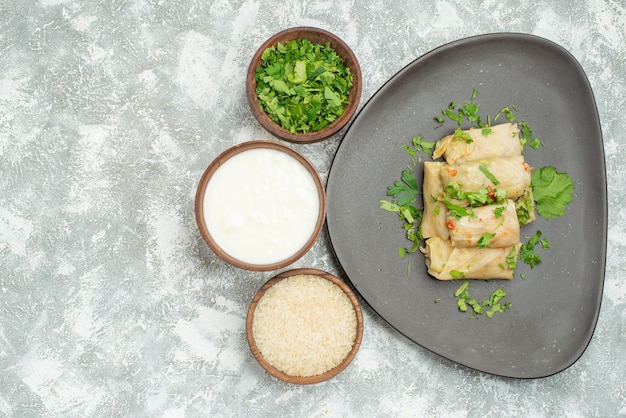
[{"left": 246, "top": 268, "right": 363, "bottom": 384}]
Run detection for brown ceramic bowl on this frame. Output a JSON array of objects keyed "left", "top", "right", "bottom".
[
  {"left": 195, "top": 141, "right": 326, "bottom": 271},
  {"left": 246, "top": 27, "right": 362, "bottom": 143},
  {"left": 246, "top": 268, "right": 363, "bottom": 384}
]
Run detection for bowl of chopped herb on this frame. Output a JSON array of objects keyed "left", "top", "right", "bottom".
[{"left": 246, "top": 27, "right": 362, "bottom": 143}]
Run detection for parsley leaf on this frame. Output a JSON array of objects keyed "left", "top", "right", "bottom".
[
  {"left": 494, "top": 106, "right": 517, "bottom": 123},
  {"left": 514, "top": 189, "right": 535, "bottom": 225},
  {"left": 379, "top": 199, "right": 423, "bottom": 258},
  {"left": 412, "top": 134, "right": 436, "bottom": 155},
  {"left": 520, "top": 230, "right": 545, "bottom": 268},
  {"left": 493, "top": 205, "right": 507, "bottom": 218},
  {"left": 387, "top": 168, "right": 421, "bottom": 206},
  {"left": 477, "top": 232, "right": 496, "bottom": 248},
  {"left": 506, "top": 246, "right": 518, "bottom": 270},
  {"left": 479, "top": 164, "right": 500, "bottom": 185},
  {"left": 531, "top": 166, "right": 575, "bottom": 219},
  {"left": 519, "top": 120, "right": 544, "bottom": 152},
  {"left": 452, "top": 128, "right": 473, "bottom": 143}
]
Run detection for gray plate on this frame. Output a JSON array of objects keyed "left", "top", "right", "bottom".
[{"left": 326, "top": 33, "right": 607, "bottom": 379}]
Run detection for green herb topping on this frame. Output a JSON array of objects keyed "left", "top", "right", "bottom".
[
  {"left": 519, "top": 230, "right": 548, "bottom": 268},
  {"left": 477, "top": 232, "right": 496, "bottom": 248},
  {"left": 454, "top": 281, "right": 511, "bottom": 317},
  {"left": 531, "top": 166, "right": 575, "bottom": 219},
  {"left": 255, "top": 39, "right": 354, "bottom": 134},
  {"left": 479, "top": 164, "right": 501, "bottom": 185}
]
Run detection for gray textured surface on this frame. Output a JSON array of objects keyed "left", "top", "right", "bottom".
[{"left": 0, "top": 0, "right": 625, "bottom": 416}]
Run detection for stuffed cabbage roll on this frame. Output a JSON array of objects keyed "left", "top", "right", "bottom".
[
  {"left": 440, "top": 156, "right": 532, "bottom": 200},
  {"left": 421, "top": 162, "right": 449, "bottom": 240},
  {"left": 433, "top": 123, "right": 521, "bottom": 164},
  {"left": 423, "top": 237, "right": 520, "bottom": 280},
  {"left": 446, "top": 199, "right": 520, "bottom": 248}
]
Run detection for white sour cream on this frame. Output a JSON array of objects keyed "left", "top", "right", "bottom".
[{"left": 203, "top": 147, "right": 320, "bottom": 265}]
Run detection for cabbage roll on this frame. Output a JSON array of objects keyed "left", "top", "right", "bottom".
[
  {"left": 440, "top": 156, "right": 531, "bottom": 200},
  {"left": 446, "top": 199, "right": 520, "bottom": 248},
  {"left": 421, "top": 162, "right": 449, "bottom": 240},
  {"left": 433, "top": 123, "right": 521, "bottom": 164},
  {"left": 423, "top": 237, "right": 520, "bottom": 280}
]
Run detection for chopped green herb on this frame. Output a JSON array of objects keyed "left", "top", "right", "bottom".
[
  {"left": 441, "top": 197, "right": 471, "bottom": 219},
  {"left": 479, "top": 164, "right": 501, "bottom": 185},
  {"left": 458, "top": 298, "right": 468, "bottom": 312},
  {"left": 454, "top": 280, "right": 470, "bottom": 297},
  {"left": 412, "top": 134, "right": 436, "bottom": 155},
  {"left": 445, "top": 182, "right": 507, "bottom": 207},
  {"left": 459, "top": 101, "right": 481, "bottom": 125},
  {"left": 494, "top": 106, "right": 516, "bottom": 123},
  {"left": 379, "top": 199, "right": 400, "bottom": 213},
  {"left": 478, "top": 232, "right": 496, "bottom": 248},
  {"left": 519, "top": 121, "right": 543, "bottom": 152},
  {"left": 531, "top": 166, "right": 575, "bottom": 219},
  {"left": 400, "top": 144, "right": 417, "bottom": 158},
  {"left": 255, "top": 39, "right": 354, "bottom": 133},
  {"left": 467, "top": 298, "right": 484, "bottom": 315},
  {"left": 528, "top": 138, "right": 544, "bottom": 149},
  {"left": 380, "top": 199, "right": 423, "bottom": 258},
  {"left": 493, "top": 205, "right": 507, "bottom": 218},
  {"left": 380, "top": 165, "right": 424, "bottom": 259},
  {"left": 514, "top": 189, "right": 535, "bottom": 225},
  {"left": 453, "top": 281, "right": 510, "bottom": 317},
  {"left": 520, "top": 230, "right": 545, "bottom": 268},
  {"left": 433, "top": 90, "right": 487, "bottom": 128},
  {"left": 434, "top": 298, "right": 441, "bottom": 303},
  {"left": 450, "top": 270, "right": 466, "bottom": 279},
  {"left": 506, "top": 246, "right": 518, "bottom": 270},
  {"left": 484, "top": 288, "right": 512, "bottom": 318},
  {"left": 453, "top": 128, "right": 473, "bottom": 143},
  {"left": 442, "top": 102, "right": 464, "bottom": 125}
]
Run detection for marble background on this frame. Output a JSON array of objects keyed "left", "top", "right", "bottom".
[{"left": 1, "top": 0, "right": 625, "bottom": 416}]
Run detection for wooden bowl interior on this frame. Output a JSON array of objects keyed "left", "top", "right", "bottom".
[
  {"left": 246, "top": 27, "right": 362, "bottom": 143},
  {"left": 195, "top": 141, "right": 327, "bottom": 271},
  {"left": 246, "top": 268, "right": 364, "bottom": 384}
]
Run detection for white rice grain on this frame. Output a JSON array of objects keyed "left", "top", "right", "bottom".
[{"left": 252, "top": 274, "right": 357, "bottom": 377}]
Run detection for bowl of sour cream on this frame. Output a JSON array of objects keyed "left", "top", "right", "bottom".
[{"left": 195, "top": 140, "right": 326, "bottom": 271}]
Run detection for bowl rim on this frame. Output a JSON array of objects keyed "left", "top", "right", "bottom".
[
  {"left": 246, "top": 26, "right": 362, "bottom": 144},
  {"left": 194, "top": 140, "right": 327, "bottom": 271},
  {"left": 246, "top": 268, "right": 364, "bottom": 384}
]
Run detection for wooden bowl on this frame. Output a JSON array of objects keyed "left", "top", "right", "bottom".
[
  {"left": 246, "top": 268, "right": 363, "bottom": 384},
  {"left": 246, "top": 27, "right": 362, "bottom": 144},
  {"left": 195, "top": 141, "right": 326, "bottom": 271}
]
